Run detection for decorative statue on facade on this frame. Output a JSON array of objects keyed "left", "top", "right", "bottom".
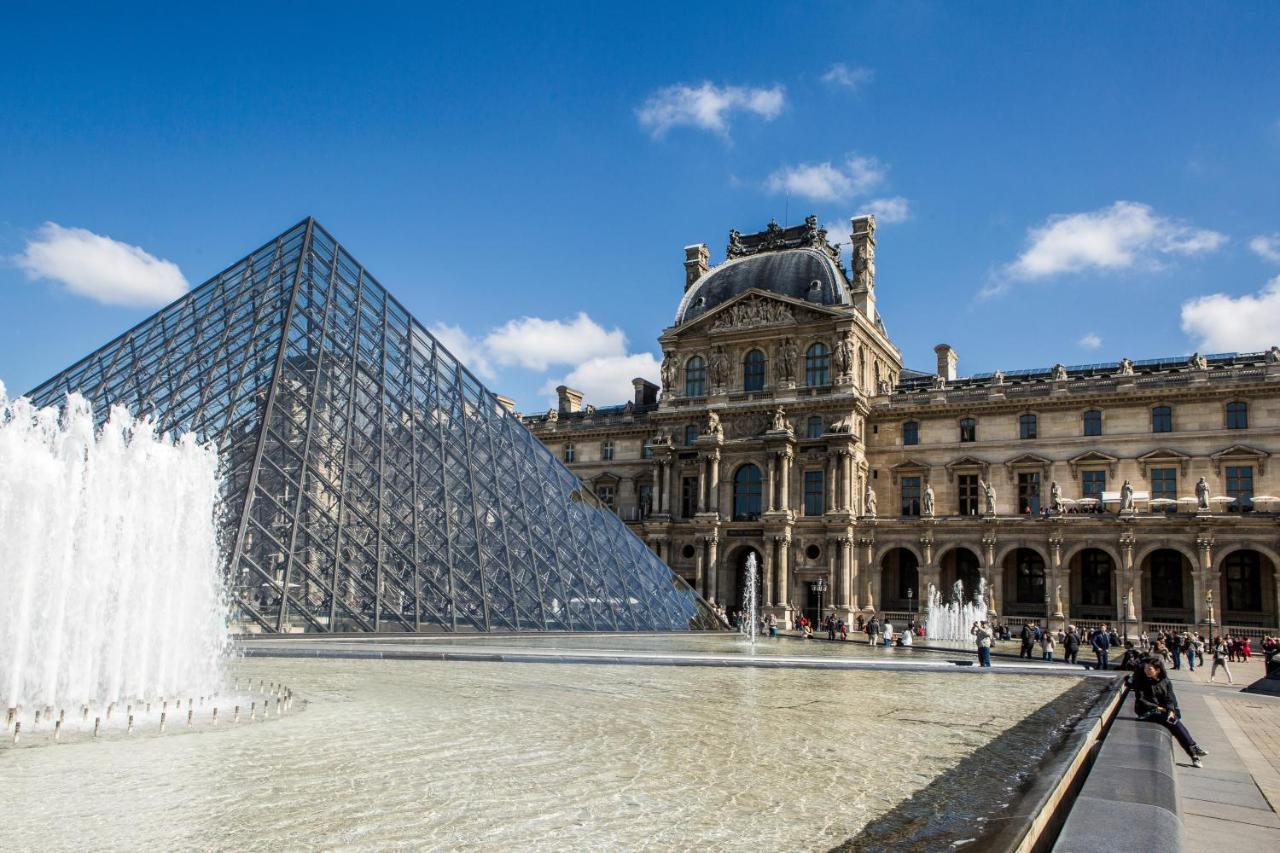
[
  {"left": 1050, "top": 480, "right": 1062, "bottom": 514},
  {"left": 1196, "top": 476, "right": 1210, "bottom": 511},
  {"left": 876, "top": 378, "right": 892, "bottom": 396},
  {"left": 991, "top": 369, "right": 1005, "bottom": 385},
  {"left": 932, "top": 374, "right": 946, "bottom": 390},
  {"left": 1052, "top": 363, "right": 1068, "bottom": 381},
  {"left": 660, "top": 350, "right": 677, "bottom": 394},
  {"left": 1118, "top": 357, "right": 1135, "bottom": 376},
  {"left": 1053, "top": 585, "right": 1064, "bottom": 618},
  {"left": 726, "top": 229, "right": 745, "bottom": 258},
  {"left": 1120, "top": 479, "right": 1135, "bottom": 513},
  {"left": 770, "top": 406, "right": 789, "bottom": 433},
  {"left": 778, "top": 337, "right": 798, "bottom": 383},
  {"left": 1269, "top": 346, "right": 1280, "bottom": 364},
  {"left": 979, "top": 479, "right": 997, "bottom": 515},
  {"left": 853, "top": 226, "right": 876, "bottom": 290},
  {"left": 705, "top": 410, "right": 723, "bottom": 438},
  {"left": 708, "top": 346, "right": 729, "bottom": 389},
  {"left": 864, "top": 482, "right": 877, "bottom": 518},
  {"left": 1189, "top": 352, "right": 1208, "bottom": 371},
  {"left": 922, "top": 483, "right": 935, "bottom": 517},
  {"left": 834, "top": 331, "right": 855, "bottom": 380}
]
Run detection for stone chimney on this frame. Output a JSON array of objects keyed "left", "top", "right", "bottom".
[
  {"left": 934, "top": 344, "right": 958, "bottom": 382},
  {"left": 850, "top": 215, "right": 877, "bottom": 323},
  {"left": 493, "top": 394, "right": 517, "bottom": 413},
  {"left": 556, "top": 385, "right": 583, "bottom": 415},
  {"left": 684, "top": 243, "right": 709, "bottom": 291},
  {"left": 632, "top": 378, "right": 659, "bottom": 407}
]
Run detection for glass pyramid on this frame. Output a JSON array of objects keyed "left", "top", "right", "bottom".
[{"left": 26, "top": 218, "right": 720, "bottom": 633}]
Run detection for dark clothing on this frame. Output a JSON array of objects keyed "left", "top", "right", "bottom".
[
  {"left": 1133, "top": 674, "right": 1198, "bottom": 757},
  {"left": 1091, "top": 631, "right": 1111, "bottom": 670},
  {"left": 1118, "top": 649, "right": 1143, "bottom": 671},
  {"left": 1019, "top": 625, "right": 1034, "bottom": 659},
  {"left": 978, "top": 646, "right": 992, "bottom": 667}
]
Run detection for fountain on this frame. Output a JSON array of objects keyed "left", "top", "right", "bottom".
[
  {"left": 741, "top": 553, "right": 759, "bottom": 649},
  {"left": 0, "top": 387, "right": 229, "bottom": 718},
  {"left": 925, "top": 580, "right": 989, "bottom": 647}
]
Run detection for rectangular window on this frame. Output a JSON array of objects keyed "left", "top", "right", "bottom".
[
  {"left": 1226, "top": 465, "right": 1254, "bottom": 512},
  {"left": 902, "top": 421, "right": 919, "bottom": 446},
  {"left": 1017, "top": 472, "right": 1040, "bottom": 514},
  {"left": 959, "top": 419, "right": 976, "bottom": 443},
  {"left": 1226, "top": 402, "right": 1248, "bottom": 430},
  {"left": 803, "top": 470, "right": 824, "bottom": 516},
  {"left": 642, "top": 444, "right": 654, "bottom": 459},
  {"left": 958, "top": 474, "right": 979, "bottom": 516},
  {"left": 601, "top": 442, "right": 614, "bottom": 461},
  {"left": 596, "top": 484, "right": 615, "bottom": 511},
  {"left": 1019, "top": 414, "right": 1037, "bottom": 440},
  {"left": 901, "top": 476, "right": 921, "bottom": 516},
  {"left": 680, "top": 476, "right": 698, "bottom": 519},
  {"left": 1083, "top": 410, "right": 1102, "bottom": 437},
  {"left": 1082, "top": 470, "right": 1106, "bottom": 503},
  {"left": 637, "top": 483, "right": 653, "bottom": 518},
  {"left": 1150, "top": 467, "right": 1176, "bottom": 511},
  {"left": 1152, "top": 406, "right": 1172, "bottom": 433}
]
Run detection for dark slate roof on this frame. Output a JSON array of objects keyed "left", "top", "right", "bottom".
[{"left": 674, "top": 248, "right": 851, "bottom": 326}]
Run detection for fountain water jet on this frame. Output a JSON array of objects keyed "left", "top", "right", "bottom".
[
  {"left": 741, "top": 553, "right": 760, "bottom": 650},
  {"left": 925, "top": 580, "right": 989, "bottom": 648},
  {"left": 0, "top": 387, "right": 228, "bottom": 713}
]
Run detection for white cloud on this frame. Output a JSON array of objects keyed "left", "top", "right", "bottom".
[
  {"left": 483, "top": 312, "right": 626, "bottom": 371},
  {"left": 636, "top": 82, "right": 785, "bottom": 138},
  {"left": 1249, "top": 233, "right": 1280, "bottom": 263},
  {"left": 1001, "top": 201, "right": 1227, "bottom": 285},
  {"left": 765, "top": 154, "right": 885, "bottom": 202},
  {"left": 541, "top": 353, "right": 661, "bottom": 407},
  {"left": 428, "top": 322, "right": 497, "bottom": 380},
  {"left": 1180, "top": 275, "right": 1280, "bottom": 353},
  {"left": 822, "top": 63, "right": 874, "bottom": 91},
  {"left": 1077, "top": 332, "right": 1103, "bottom": 350},
  {"left": 14, "top": 222, "right": 188, "bottom": 307},
  {"left": 860, "top": 197, "right": 911, "bottom": 224}
]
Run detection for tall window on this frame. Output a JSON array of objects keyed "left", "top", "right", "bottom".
[
  {"left": 1015, "top": 550, "right": 1046, "bottom": 604},
  {"left": 1226, "top": 465, "right": 1253, "bottom": 512},
  {"left": 1017, "top": 472, "right": 1040, "bottom": 514},
  {"left": 601, "top": 440, "right": 614, "bottom": 461},
  {"left": 1151, "top": 406, "right": 1172, "bottom": 433},
  {"left": 596, "top": 483, "right": 616, "bottom": 511},
  {"left": 684, "top": 424, "right": 698, "bottom": 446},
  {"left": 743, "top": 349, "right": 766, "bottom": 392},
  {"left": 563, "top": 443, "right": 575, "bottom": 463},
  {"left": 1151, "top": 467, "right": 1177, "bottom": 511},
  {"left": 959, "top": 418, "right": 976, "bottom": 443},
  {"left": 1149, "top": 551, "right": 1185, "bottom": 609},
  {"left": 958, "top": 474, "right": 979, "bottom": 515},
  {"left": 1224, "top": 551, "right": 1263, "bottom": 611},
  {"left": 1226, "top": 401, "right": 1248, "bottom": 430},
  {"left": 685, "top": 356, "right": 706, "bottom": 397},
  {"left": 733, "top": 464, "right": 763, "bottom": 521},
  {"left": 804, "top": 470, "right": 825, "bottom": 516},
  {"left": 806, "top": 416, "right": 823, "bottom": 439},
  {"left": 1083, "top": 410, "right": 1102, "bottom": 437},
  {"left": 642, "top": 443, "right": 654, "bottom": 459},
  {"left": 1080, "top": 551, "right": 1113, "bottom": 606},
  {"left": 1019, "top": 413, "right": 1037, "bottom": 439},
  {"left": 637, "top": 483, "right": 653, "bottom": 518},
  {"left": 1082, "top": 470, "right": 1106, "bottom": 502},
  {"left": 902, "top": 421, "right": 919, "bottom": 446},
  {"left": 901, "top": 476, "right": 922, "bottom": 516},
  {"left": 805, "top": 342, "right": 830, "bottom": 386},
  {"left": 680, "top": 476, "right": 698, "bottom": 518}
]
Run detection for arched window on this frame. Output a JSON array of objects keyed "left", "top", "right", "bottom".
[
  {"left": 1080, "top": 550, "right": 1113, "bottom": 606},
  {"left": 1015, "top": 549, "right": 1046, "bottom": 604},
  {"left": 805, "top": 343, "right": 830, "bottom": 386},
  {"left": 601, "top": 440, "right": 614, "bottom": 461},
  {"left": 1151, "top": 405, "right": 1172, "bottom": 433},
  {"left": 743, "top": 349, "right": 766, "bottom": 392},
  {"left": 1223, "top": 551, "right": 1263, "bottom": 612},
  {"left": 902, "top": 420, "right": 919, "bottom": 446},
  {"left": 1226, "top": 401, "right": 1248, "bottom": 430},
  {"left": 732, "top": 464, "right": 763, "bottom": 521},
  {"left": 684, "top": 424, "right": 698, "bottom": 446},
  {"left": 1083, "top": 410, "right": 1102, "bottom": 437},
  {"left": 563, "top": 443, "right": 575, "bottom": 463},
  {"left": 959, "top": 417, "right": 976, "bottom": 443},
  {"left": 806, "top": 416, "right": 824, "bottom": 439},
  {"left": 685, "top": 356, "right": 706, "bottom": 397},
  {"left": 1019, "top": 413, "right": 1037, "bottom": 440},
  {"left": 1149, "top": 550, "right": 1185, "bottom": 609}
]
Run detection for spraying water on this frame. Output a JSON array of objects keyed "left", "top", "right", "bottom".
[
  {"left": 741, "top": 553, "right": 759, "bottom": 649},
  {"left": 0, "top": 386, "right": 228, "bottom": 711},
  {"left": 925, "top": 580, "right": 989, "bottom": 648}
]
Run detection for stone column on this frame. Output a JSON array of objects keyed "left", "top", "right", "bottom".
[
  {"left": 653, "top": 460, "right": 665, "bottom": 512},
  {"left": 775, "top": 534, "right": 791, "bottom": 608},
  {"left": 838, "top": 536, "right": 853, "bottom": 611},
  {"left": 694, "top": 537, "right": 705, "bottom": 597},
  {"left": 766, "top": 453, "right": 777, "bottom": 512},
  {"left": 848, "top": 534, "right": 861, "bottom": 611},
  {"left": 827, "top": 538, "right": 839, "bottom": 618},
  {"left": 982, "top": 532, "right": 1000, "bottom": 618},
  {"left": 781, "top": 451, "right": 793, "bottom": 513},
  {"left": 842, "top": 451, "right": 854, "bottom": 511},
  {"left": 861, "top": 536, "right": 877, "bottom": 612},
  {"left": 696, "top": 459, "right": 707, "bottom": 514},
  {"left": 763, "top": 538, "right": 775, "bottom": 607},
  {"left": 709, "top": 451, "right": 721, "bottom": 515},
  {"left": 1049, "top": 533, "right": 1065, "bottom": 630},
  {"left": 1193, "top": 534, "right": 1213, "bottom": 626},
  {"left": 707, "top": 534, "right": 720, "bottom": 603},
  {"left": 1120, "top": 531, "right": 1137, "bottom": 629},
  {"left": 825, "top": 454, "right": 835, "bottom": 512}
]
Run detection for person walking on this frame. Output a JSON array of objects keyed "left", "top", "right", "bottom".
[
  {"left": 838, "top": 618, "right": 848, "bottom": 641},
  {"left": 1170, "top": 633, "right": 1182, "bottom": 670},
  {"left": 971, "top": 620, "right": 993, "bottom": 667},
  {"left": 1132, "top": 658, "right": 1208, "bottom": 767},
  {"left": 1064, "top": 627, "right": 1080, "bottom": 665},
  {"left": 825, "top": 614, "right": 836, "bottom": 641},
  {"left": 882, "top": 617, "right": 894, "bottom": 647},
  {"left": 866, "top": 616, "right": 879, "bottom": 645},
  {"left": 1041, "top": 630, "right": 1056, "bottom": 661},
  {"left": 1091, "top": 625, "right": 1112, "bottom": 670},
  {"left": 1209, "top": 638, "right": 1234, "bottom": 685},
  {"left": 1019, "top": 622, "right": 1035, "bottom": 659},
  {"left": 1181, "top": 633, "right": 1196, "bottom": 672}
]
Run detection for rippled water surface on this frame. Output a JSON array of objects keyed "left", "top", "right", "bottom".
[{"left": 1, "top": 657, "right": 1089, "bottom": 851}]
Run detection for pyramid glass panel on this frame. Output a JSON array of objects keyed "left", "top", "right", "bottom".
[{"left": 26, "top": 218, "right": 721, "bottom": 633}]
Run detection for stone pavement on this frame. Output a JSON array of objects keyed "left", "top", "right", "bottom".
[{"left": 1166, "top": 658, "right": 1280, "bottom": 851}]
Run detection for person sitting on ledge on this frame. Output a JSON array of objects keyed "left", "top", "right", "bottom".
[
  {"left": 1131, "top": 658, "right": 1208, "bottom": 768},
  {"left": 1118, "top": 640, "right": 1143, "bottom": 672}
]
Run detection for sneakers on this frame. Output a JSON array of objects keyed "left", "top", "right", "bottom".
[
  {"left": 1192, "top": 746, "right": 1208, "bottom": 757},
  {"left": 1191, "top": 757, "right": 1203, "bottom": 768}
]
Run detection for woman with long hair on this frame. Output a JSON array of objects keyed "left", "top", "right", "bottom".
[{"left": 1132, "top": 657, "right": 1208, "bottom": 767}]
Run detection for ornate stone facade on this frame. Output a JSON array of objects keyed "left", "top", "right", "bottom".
[{"left": 524, "top": 216, "right": 1280, "bottom": 633}]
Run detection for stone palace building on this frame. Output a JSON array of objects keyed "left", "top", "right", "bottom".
[{"left": 523, "top": 215, "right": 1280, "bottom": 634}]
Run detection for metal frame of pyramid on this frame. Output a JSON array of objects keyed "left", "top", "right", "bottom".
[{"left": 26, "top": 218, "right": 721, "bottom": 634}]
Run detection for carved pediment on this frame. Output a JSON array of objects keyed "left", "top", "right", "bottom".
[
  {"left": 1067, "top": 450, "right": 1119, "bottom": 480},
  {"left": 681, "top": 289, "right": 841, "bottom": 335},
  {"left": 1003, "top": 452, "right": 1052, "bottom": 481},
  {"left": 944, "top": 455, "right": 991, "bottom": 482},
  {"left": 1137, "top": 447, "right": 1191, "bottom": 477},
  {"left": 1210, "top": 444, "right": 1269, "bottom": 475},
  {"left": 890, "top": 457, "right": 931, "bottom": 484}
]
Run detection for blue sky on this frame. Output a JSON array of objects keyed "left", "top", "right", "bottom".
[{"left": 2, "top": 1, "right": 1278, "bottom": 411}]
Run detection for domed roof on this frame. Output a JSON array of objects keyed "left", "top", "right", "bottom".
[{"left": 674, "top": 247, "right": 851, "bottom": 326}]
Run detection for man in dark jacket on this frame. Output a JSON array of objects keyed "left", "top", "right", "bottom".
[
  {"left": 1091, "top": 625, "right": 1112, "bottom": 670},
  {"left": 1020, "top": 623, "right": 1035, "bottom": 659},
  {"left": 1063, "top": 627, "right": 1081, "bottom": 665}
]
